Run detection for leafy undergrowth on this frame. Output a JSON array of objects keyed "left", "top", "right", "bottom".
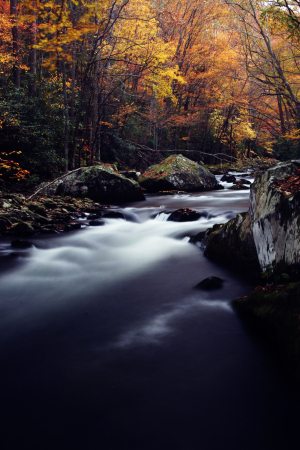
[
  {"left": 233, "top": 282, "right": 300, "bottom": 393},
  {"left": 204, "top": 156, "right": 277, "bottom": 173},
  {"left": 274, "top": 169, "right": 300, "bottom": 196}
]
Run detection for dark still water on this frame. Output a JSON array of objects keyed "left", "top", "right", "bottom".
[{"left": 0, "top": 180, "right": 299, "bottom": 449}]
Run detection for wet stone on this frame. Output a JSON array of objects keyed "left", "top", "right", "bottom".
[
  {"left": 11, "top": 239, "right": 33, "bottom": 249},
  {"left": 89, "top": 220, "right": 105, "bottom": 226},
  {"left": 195, "top": 276, "right": 223, "bottom": 290},
  {"left": 168, "top": 208, "right": 206, "bottom": 222},
  {"left": 220, "top": 174, "right": 236, "bottom": 183},
  {"left": 102, "top": 211, "right": 125, "bottom": 219}
]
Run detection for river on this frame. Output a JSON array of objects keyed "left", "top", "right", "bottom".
[{"left": 0, "top": 175, "right": 298, "bottom": 449}]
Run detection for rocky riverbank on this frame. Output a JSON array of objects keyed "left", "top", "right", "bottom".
[
  {"left": 0, "top": 193, "right": 113, "bottom": 237},
  {"left": 194, "top": 159, "right": 300, "bottom": 392}
]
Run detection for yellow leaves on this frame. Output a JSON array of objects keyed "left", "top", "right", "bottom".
[
  {"left": 146, "top": 66, "right": 185, "bottom": 102},
  {"left": 284, "top": 128, "right": 300, "bottom": 142}
]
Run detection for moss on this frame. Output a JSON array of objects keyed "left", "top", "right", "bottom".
[
  {"left": 139, "top": 155, "right": 199, "bottom": 183},
  {"left": 233, "top": 282, "right": 300, "bottom": 390}
]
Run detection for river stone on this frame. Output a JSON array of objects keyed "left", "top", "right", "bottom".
[
  {"left": 239, "top": 179, "right": 251, "bottom": 185},
  {"left": 102, "top": 211, "right": 125, "bottom": 219},
  {"left": 11, "top": 221, "right": 35, "bottom": 236},
  {"left": 39, "top": 165, "right": 145, "bottom": 204},
  {"left": 221, "top": 174, "right": 236, "bottom": 183},
  {"left": 42, "top": 199, "right": 57, "bottom": 209},
  {"left": 11, "top": 239, "right": 33, "bottom": 249},
  {"left": 89, "top": 219, "right": 105, "bottom": 226},
  {"left": 27, "top": 202, "right": 48, "bottom": 217},
  {"left": 167, "top": 208, "right": 205, "bottom": 222},
  {"left": 195, "top": 276, "right": 223, "bottom": 290},
  {"left": 230, "top": 183, "right": 250, "bottom": 190},
  {"left": 138, "top": 155, "right": 217, "bottom": 192}
]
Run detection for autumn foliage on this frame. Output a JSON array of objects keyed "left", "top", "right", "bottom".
[{"left": 1, "top": 0, "right": 300, "bottom": 182}]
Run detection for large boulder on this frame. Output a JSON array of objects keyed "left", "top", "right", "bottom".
[
  {"left": 250, "top": 160, "right": 300, "bottom": 272},
  {"left": 138, "top": 155, "right": 217, "bottom": 192},
  {"left": 200, "top": 212, "right": 260, "bottom": 275},
  {"left": 39, "top": 165, "right": 145, "bottom": 204},
  {"left": 198, "top": 160, "right": 300, "bottom": 276}
]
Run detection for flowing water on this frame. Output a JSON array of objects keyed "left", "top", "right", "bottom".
[{"left": 0, "top": 175, "right": 298, "bottom": 449}]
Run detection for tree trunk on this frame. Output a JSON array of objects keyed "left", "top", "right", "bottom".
[
  {"left": 62, "top": 59, "right": 69, "bottom": 172},
  {"left": 10, "top": 0, "right": 20, "bottom": 88},
  {"left": 29, "top": 8, "right": 37, "bottom": 96}
]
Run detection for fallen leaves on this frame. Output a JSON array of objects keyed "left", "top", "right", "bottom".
[{"left": 274, "top": 169, "right": 300, "bottom": 195}]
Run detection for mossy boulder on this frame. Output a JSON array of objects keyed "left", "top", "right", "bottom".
[
  {"left": 27, "top": 202, "right": 48, "bottom": 217},
  {"left": 39, "top": 164, "right": 145, "bottom": 204},
  {"left": 138, "top": 155, "right": 217, "bottom": 192}
]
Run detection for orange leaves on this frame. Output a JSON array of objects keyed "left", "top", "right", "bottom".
[{"left": 274, "top": 169, "right": 300, "bottom": 195}]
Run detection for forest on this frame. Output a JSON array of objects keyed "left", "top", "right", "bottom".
[
  {"left": 1, "top": 0, "right": 300, "bottom": 185},
  {"left": 2, "top": 2, "right": 300, "bottom": 448}
]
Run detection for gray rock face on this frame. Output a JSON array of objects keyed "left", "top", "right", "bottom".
[
  {"left": 138, "top": 155, "right": 217, "bottom": 192},
  {"left": 250, "top": 160, "right": 300, "bottom": 270},
  {"left": 199, "top": 160, "right": 300, "bottom": 274},
  {"left": 39, "top": 165, "right": 145, "bottom": 203},
  {"left": 201, "top": 213, "right": 260, "bottom": 274}
]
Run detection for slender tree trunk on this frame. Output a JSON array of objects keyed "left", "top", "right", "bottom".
[
  {"left": 62, "top": 59, "right": 69, "bottom": 172},
  {"left": 10, "top": 0, "right": 20, "bottom": 88},
  {"left": 29, "top": 8, "right": 37, "bottom": 96},
  {"left": 68, "top": 44, "right": 76, "bottom": 170},
  {"left": 277, "top": 94, "right": 286, "bottom": 135}
]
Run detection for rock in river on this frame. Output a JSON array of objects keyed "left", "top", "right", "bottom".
[
  {"left": 195, "top": 276, "right": 223, "bottom": 290},
  {"left": 11, "top": 239, "right": 33, "bottom": 249},
  {"left": 39, "top": 164, "right": 145, "bottom": 204},
  {"left": 167, "top": 208, "right": 206, "bottom": 222},
  {"left": 138, "top": 155, "right": 217, "bottom": 192},
  {"left": 199, "top": 160, "right": 300, "bottom": 276}
]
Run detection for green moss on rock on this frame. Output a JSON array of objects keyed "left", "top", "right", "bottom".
[
  {"left": 39, "top": 164, "right": 145, "bottom": 204},
  {"left": 139, "top": 155, "right": 217, "bottom": 192}
]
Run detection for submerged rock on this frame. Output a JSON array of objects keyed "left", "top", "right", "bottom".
[
  {"left": 11, "top": 239, "right": 33, "bottom": 249},
  {"left": 138, "top": 155, "right": 217, "bottom": 192},
  {"left": 102, "top": 211, "right": 125, "bottom": 219},
  {"left": 89, "top": 219, "right": 105, "bottom": 226},
  {"left": 195, "top": 276, "right": 223, "bottom": 290}
]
